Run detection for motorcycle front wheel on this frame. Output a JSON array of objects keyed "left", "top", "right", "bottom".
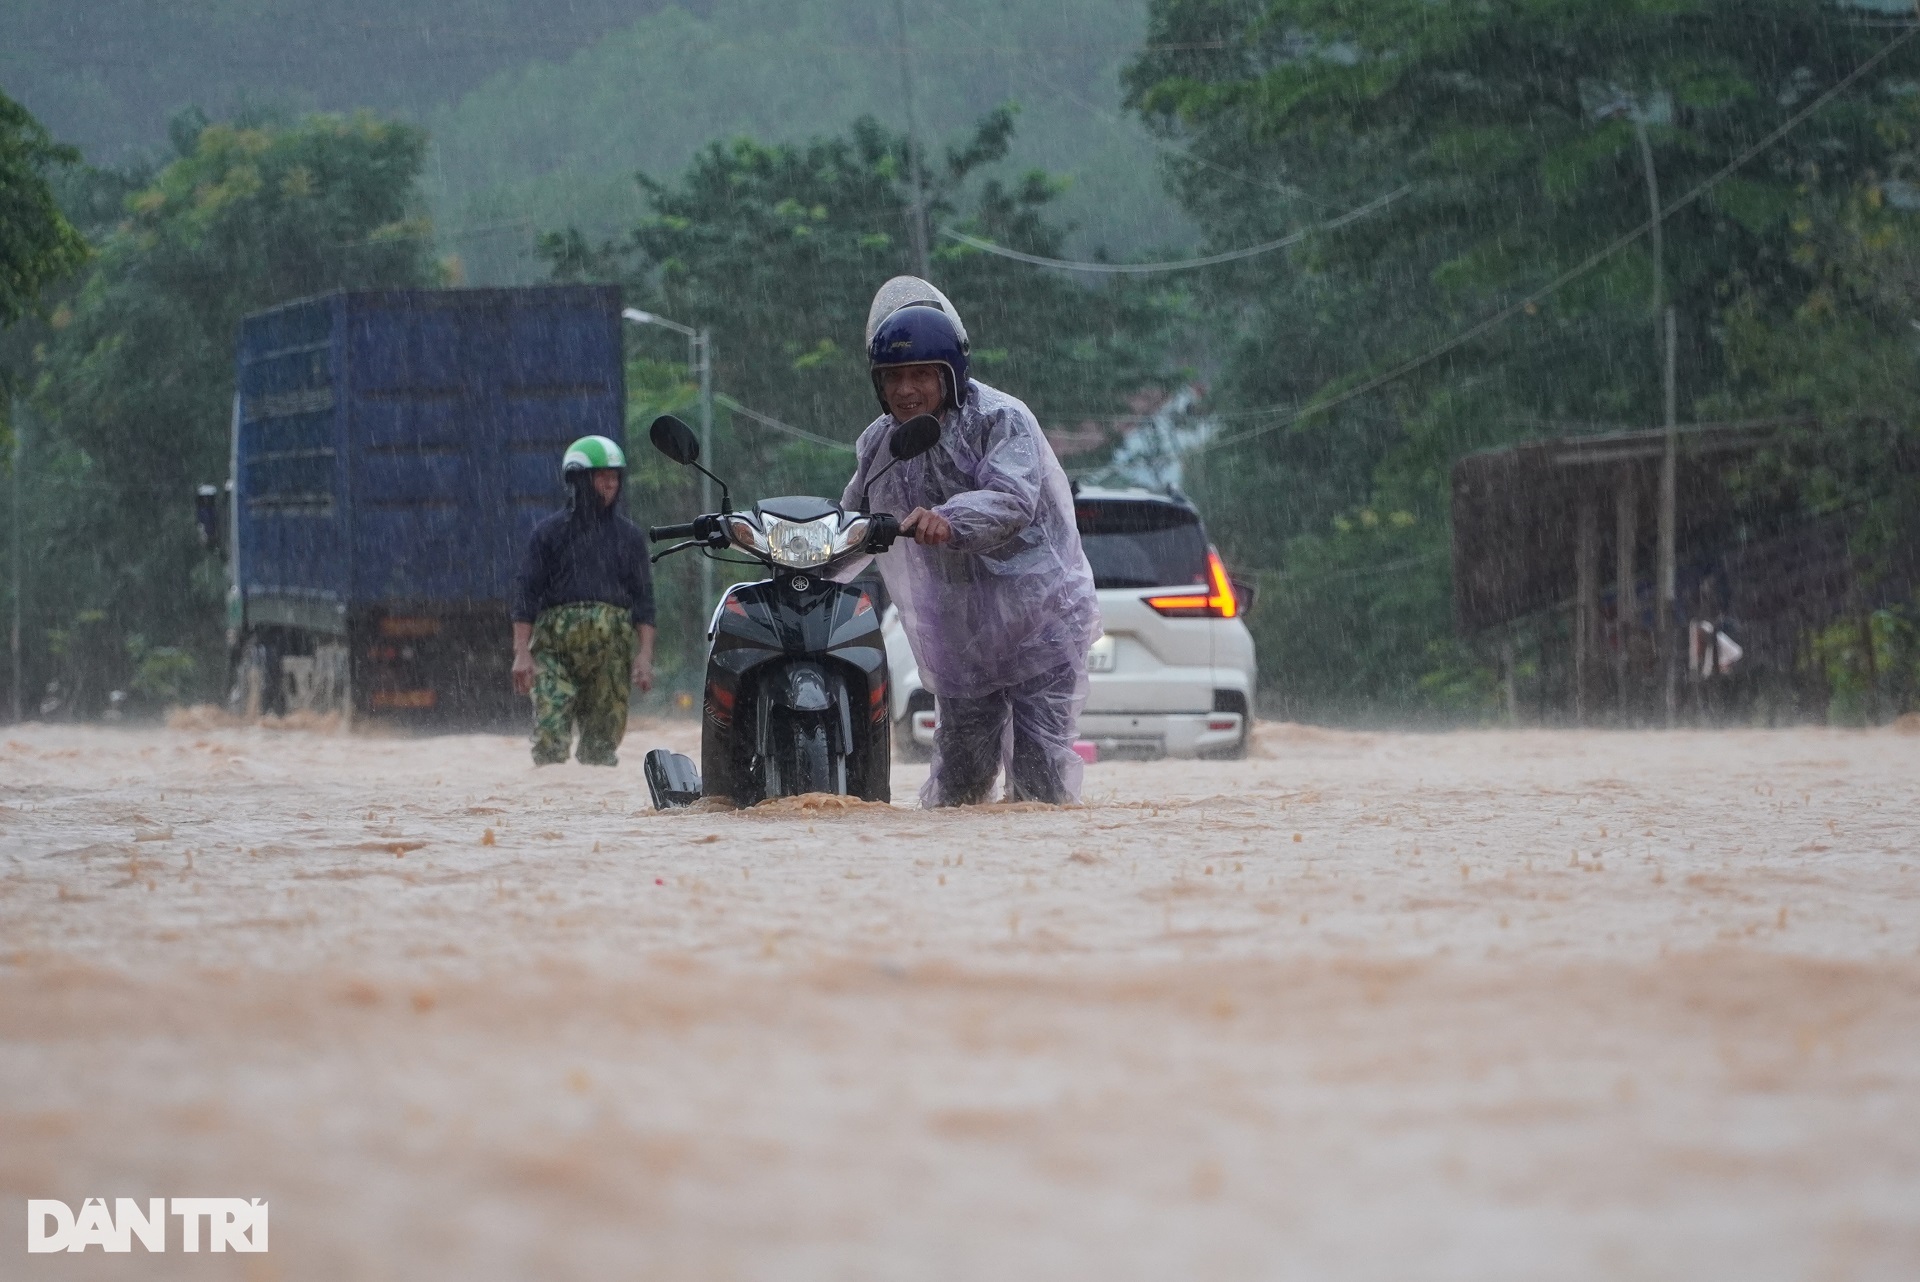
[{"left": 764, "top": 713, "right": 843, "bottom": 798}]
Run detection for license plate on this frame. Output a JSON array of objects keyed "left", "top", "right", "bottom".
[{"left": 1087, "top": 636, "right": 1117, "bottom": 673}]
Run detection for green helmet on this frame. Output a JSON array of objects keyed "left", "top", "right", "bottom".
[{"left": 561, "top": 435, "right": 626, "bottom": 476}]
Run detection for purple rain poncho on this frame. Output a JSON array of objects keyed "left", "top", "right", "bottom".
[{"left": 841, "top": 378, "right": 1100, "bottom": 806}]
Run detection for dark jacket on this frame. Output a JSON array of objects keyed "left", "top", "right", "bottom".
[{"left": 511, "top": 478, "right": 656, "bottom": 626}]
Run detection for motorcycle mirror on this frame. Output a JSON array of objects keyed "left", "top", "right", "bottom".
[
  {"left": 889, "top": 414, "right": 941, "bottom": 461},
  {"left": 649, "top": 415, "right": 701, "bottom": 466},
  {"left": 859, "top": 414, "right": 942, "bottom": 514}
]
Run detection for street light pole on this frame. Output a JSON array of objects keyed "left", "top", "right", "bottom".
[
  {"left": 893, "top": 0, "right": 932, "bottom": 278},
  {"left": 622, "top": 308, "right": 715, "bottom": 618}
]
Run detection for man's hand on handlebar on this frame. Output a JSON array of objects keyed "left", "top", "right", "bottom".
[{"left": 900, "top": 507, "right": 953, "bottom": 547}]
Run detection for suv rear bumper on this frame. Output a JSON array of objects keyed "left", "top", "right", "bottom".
[
  {"left": 1078, "top": 710, "right": 1244, "bottom": 758},
  {"left": 904, "top": 708, "right": 1244, "bottom": 759}
]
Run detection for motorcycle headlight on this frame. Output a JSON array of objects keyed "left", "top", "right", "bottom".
[{"left": 764, "top": 516, "right": 837, "bottom": 568}]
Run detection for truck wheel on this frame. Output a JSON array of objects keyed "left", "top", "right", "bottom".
[
  {"left": 227, "top": 647, "right": 259, "bottom": 716},
  {"left": 231, "top": 637, "right": 287, "bottom": 718},
  {"left": 894, "top": 691, "right": 934, "bottom": 763}
]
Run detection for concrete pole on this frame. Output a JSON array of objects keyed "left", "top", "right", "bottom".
[
  {"left": 1632, "top": 111, "right": 1681, "bottom": 728},
  {"left": 1635, "top": 115, "right": 1664, "bottom": 323}
]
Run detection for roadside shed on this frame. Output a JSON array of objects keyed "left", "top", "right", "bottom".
[{"left": 1449, "top": 420, "right": 1873, "bottom": 722}]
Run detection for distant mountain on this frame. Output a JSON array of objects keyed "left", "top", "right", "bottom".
[
  {"left": 3, "top": 0, "right": 671, "bottom": 162},
  {"left": 425, "top": 0, "right": 1194, "bottom": 281}
]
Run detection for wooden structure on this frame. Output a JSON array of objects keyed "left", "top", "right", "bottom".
[{"left": 1449, "top": 420, "right": 1880, "bottom": 723}]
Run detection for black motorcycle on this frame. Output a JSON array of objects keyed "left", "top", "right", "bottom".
[{"left": 640, "top": 411, "right": 940, "bottom": 809}]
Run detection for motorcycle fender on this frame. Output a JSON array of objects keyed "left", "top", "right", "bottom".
[
  {"left": 760, "top": 661, "right": 855, "bottom": 755},
  {"left": 773, "top": 661, "right": 832, "bottom": 713}
]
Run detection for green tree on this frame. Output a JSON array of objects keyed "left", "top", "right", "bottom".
[
  {"left": 1124, "top": 0, "right": 1918, "bottom": 719},
  {"left": 23, "top": 110, "right": 437, "bottom": 710},
  {"left": 0, "top": 87, "right": 88, "bottom": 330},
  {"left": 1709, "top": 155, "right": 1920, "bottom": 719}
]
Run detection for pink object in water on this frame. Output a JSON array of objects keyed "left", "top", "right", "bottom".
[{"left": 1072, "top": 740, "right": 1099, "bottom": 765}]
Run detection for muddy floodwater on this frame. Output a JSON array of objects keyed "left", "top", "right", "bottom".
[{"left": 3, "top": 719, "right": 1918, "bottom": 1279}]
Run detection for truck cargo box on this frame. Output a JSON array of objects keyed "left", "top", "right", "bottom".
[{"left": 230, "top": 286, "right": 624, "bottom": 722}]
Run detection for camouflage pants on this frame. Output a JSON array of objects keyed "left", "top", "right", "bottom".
[{"left": 529, "top": 602, "right": 633, "bottom": 766}]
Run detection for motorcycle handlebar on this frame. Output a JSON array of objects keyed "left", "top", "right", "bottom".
[
  {"left": 864, "top": 512, "right": 902, "bottom": 552},
  {"left": 652, "top": 511, "right": 904, "bottom": 553}
]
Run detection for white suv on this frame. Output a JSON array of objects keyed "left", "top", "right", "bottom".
[{"left": 881, "top": 486, "right": 1256, "bottom": 759}]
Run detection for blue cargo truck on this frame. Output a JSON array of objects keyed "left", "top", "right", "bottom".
[{"left": 205, "top": 286, "right": 625, "bottom": 724}]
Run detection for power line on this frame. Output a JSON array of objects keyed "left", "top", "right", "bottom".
[
  {"left": 323, "top": 217, "right": 530, "bottom": 249},
  {"left": 943, "top": 184, "right": 1409, "bottom": 273},
  {"left": 1189, "top": 21, "right": 1920, "bottom": 458},
  {"left": 713, "top": 393, "right": 854, "bottom": 453},
  {"left": 1241, "top": 549, "right": 1448, "bottom": 585}
]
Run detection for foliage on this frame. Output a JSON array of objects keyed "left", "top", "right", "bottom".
[
  {"left": 15, "top": 111, "right": 437, "bottom": 708},
  {"left": 621, "top": 111, "right": 1171, "bottom": 460},
  {"left": 1809, "top": 602, "right": 1919, "bottom": 725},
  {"left": 1243, "top": 499, "right": 1505, "bottom": 722},
  {"left": 0, "top": 88, "right": 89, "bottom": 330},
  {"left": 1713, "top": 173, "right": 1920, "bottom": 551},
  {"left": 1126, "top": 0, "right": 1920, "bottom": 720},
  {"left": 1704, "top": 132, "right": 1920, "bottom": 719},
  {"left": 125, "top": 634, "right": 198, "bottom": 707}
]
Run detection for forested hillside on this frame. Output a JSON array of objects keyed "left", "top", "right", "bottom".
[
  {"left": 6, "top": 0, "right": 1194, "bottom": 281},
  {"left": 427, "top": 0, "right": 1192, "bottom": 279}
]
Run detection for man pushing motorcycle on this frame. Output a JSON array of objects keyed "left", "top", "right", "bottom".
[{"left": 842, "top": 277, "right": 1100, "bottom": 807}]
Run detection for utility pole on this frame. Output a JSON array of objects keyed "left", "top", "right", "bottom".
[
  {"left": 1635, "top": 115, "right": 1663, "bottom": 327},
  {"left": 1631, "top": 108, "right": 1680, "bottom": 728},
  {"left": 1659, "top": 306, "right": 1678, "bottom": 727},
  {"left": 894, "top": 0, "right": 932, "bottom": 278}
]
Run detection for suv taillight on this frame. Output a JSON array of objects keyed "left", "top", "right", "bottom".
[{"left": 1144, "top": 549, "right": 1239, "bottom": 618}]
